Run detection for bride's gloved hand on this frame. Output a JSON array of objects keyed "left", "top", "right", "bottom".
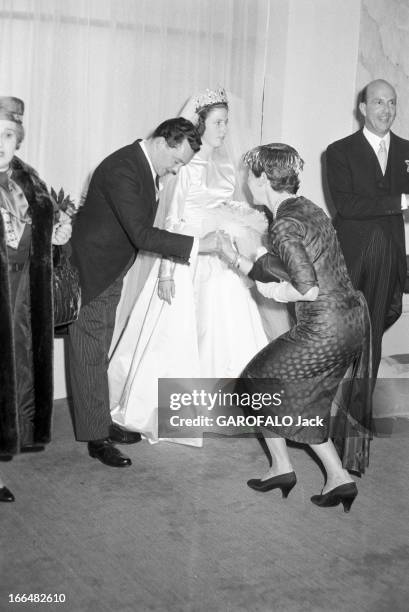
[{"left": 158, "top": 278, "right": 175, "bottom": 304}]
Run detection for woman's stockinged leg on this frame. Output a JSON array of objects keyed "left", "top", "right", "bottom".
[
  {"left": 309, "top": 439, "right": 354, "bottom": 494},
  {"left": 247, "top": 432, "right": 296, "bottom": 496},
  {"left": 261, "top": 434, "right": 294, "bottom": 479}
]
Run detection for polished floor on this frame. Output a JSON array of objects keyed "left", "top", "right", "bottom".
[{"left": 1, "top": 400, "right": 408, "bottom": 612}]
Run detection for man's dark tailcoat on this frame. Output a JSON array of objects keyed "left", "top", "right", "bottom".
[
  {"left": 72, "top": 140, "right": 192, "bottom": 307},
  {"left": 68, "top": 140, "right": 194, "bottom": 441}
]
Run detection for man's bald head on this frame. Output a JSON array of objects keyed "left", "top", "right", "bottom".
[{"left": 359, "top": 79, "right": 397, "bottom": 137}]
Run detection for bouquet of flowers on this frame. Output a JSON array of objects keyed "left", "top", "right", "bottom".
[
  {"left": 50, "top": 187, "right": 77, "bottom": 222},
  {"left": 49, "top": 187, "right": 81, "bottom": 328}
]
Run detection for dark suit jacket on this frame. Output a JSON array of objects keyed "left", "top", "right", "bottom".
[
  {"left": 71, "top": 140, "right": 193, "bottom": 305},
  {"left": 326, "top": 129, "right": 409, "bottom": 306}
]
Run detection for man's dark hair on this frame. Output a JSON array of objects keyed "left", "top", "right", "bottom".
[
  {"left": 359, "top": 86, "right": 368, "bottom": 105},
  {"left": 152, "top": 118, "right": 201, "bottom": 152}
]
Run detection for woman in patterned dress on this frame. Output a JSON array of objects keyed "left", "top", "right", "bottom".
[{"left": 218, "top": 143, "right": 372, "bottom": 513}]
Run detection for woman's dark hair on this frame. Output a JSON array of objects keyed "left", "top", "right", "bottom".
[
  {"left": 196, "top": 102, "right": 228, "bottom": 136},
  {"left": 152, "top": 117, "right": 201, "bottom": 152},
  {"left": 243, "top": 143, "right": 304, "bottom": 194}
]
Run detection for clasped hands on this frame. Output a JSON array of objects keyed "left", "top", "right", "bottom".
[
  {"left": 200, "top": 230, "right": 319, "bottom": 303},
  {"left": 160, "top": 231, "right": 301, "bottom": 305},
  {"left": 158, "top": 231, "right": 245, "bottom": 304},
  {"left": 199, "top": 231, "right": 292, "bottom": 302},
  {"left": 199, "top": 230, "right": 247, "bottom": 263},
  {"left": 158, "top": 231, "right": 236, "bottom": 305}
]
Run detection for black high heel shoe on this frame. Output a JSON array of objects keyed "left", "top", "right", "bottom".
[
  {"left": 311, "top": 482, "right": 357, "bottom": 513},
  {"left": 0, "top": 486, "right": 15, "bottom": 502},
  {"left": 247, "top": 471, "right": 297, "bottom": 498}
]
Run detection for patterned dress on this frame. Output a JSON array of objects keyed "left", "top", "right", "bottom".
[{"left": 243, "top": 197, "right": 372, "bottom": 474}]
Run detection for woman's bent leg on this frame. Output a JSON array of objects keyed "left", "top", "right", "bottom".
[
  {"left": 310, "top": 439, "right": 354, "bottom": 494},
  {"left": 261, "top": 434, "right": 294, "bottom": 479}
]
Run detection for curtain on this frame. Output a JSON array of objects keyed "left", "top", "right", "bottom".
[{"left": 0, "top": 0, "right": 270, "bottom": 202}]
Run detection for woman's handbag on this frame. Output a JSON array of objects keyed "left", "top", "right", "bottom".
[{"left": 53, "top": 243, "right": 81, "bottom": 328}]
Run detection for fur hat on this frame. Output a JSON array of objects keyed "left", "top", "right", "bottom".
[{"left": 0, "top": 97, "right": 24, "bottom": 124}]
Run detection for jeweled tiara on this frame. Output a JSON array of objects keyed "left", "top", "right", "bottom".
[{"left": 193, "top": 87, "right": 228, "bottom": 112}]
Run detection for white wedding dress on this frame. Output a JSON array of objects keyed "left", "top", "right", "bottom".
[{"left": 108, "top": 153, "right": 288, "bottom": 443}]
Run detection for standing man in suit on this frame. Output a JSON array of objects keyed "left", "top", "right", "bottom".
[
  {"left": 326, "top": 79, "right": 409, "bottom": 377},
  {"left": 68, "top": 118, "right": 204, "bottom": 467}
]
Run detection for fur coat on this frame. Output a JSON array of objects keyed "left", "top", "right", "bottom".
[{"left": 0, "top": 156, "right": 54, "bottom": 456}]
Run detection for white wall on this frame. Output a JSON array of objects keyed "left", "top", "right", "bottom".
[{"left": 262, "top": 0, "right": 362, "bottom": 211}]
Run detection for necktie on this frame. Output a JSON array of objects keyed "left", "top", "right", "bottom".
[
  {"left": 155, "top": 175, "right": 160, "bottom": 201},
  {"left": 377, "top": 139, "right": 387, "bottom": 175}
]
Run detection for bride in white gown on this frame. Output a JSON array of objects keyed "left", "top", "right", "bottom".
[{"left": 108, "top": 88, "right": 289, "bottom": 443}]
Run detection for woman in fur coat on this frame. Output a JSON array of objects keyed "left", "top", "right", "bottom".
[{"left": 0, "top": 96, "right": 72, "bottom": 502}]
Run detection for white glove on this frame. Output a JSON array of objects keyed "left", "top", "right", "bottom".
[
  {"left": 256, "top": 280, "right": 319, "bottom": 303},
  {"left": 256, "top": 280, "right": 290, "bottom": 302},
  {"left": 256, "top": 246, "right": 268, "bottom": 258}
]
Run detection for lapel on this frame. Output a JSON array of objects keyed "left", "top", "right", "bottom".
[
  {"left": 355, "top": 130, "right": 385, "bottom": 180},
  {"left": 132, "top": 140, "right": 157, "bottom": 211}
]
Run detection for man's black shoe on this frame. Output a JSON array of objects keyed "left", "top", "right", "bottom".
[
  {"left": 88, "top": 440, "right": 132, "bottom": 467},
  {"left": 109, "top": 423, "right": 142, "bottom": 445}
]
